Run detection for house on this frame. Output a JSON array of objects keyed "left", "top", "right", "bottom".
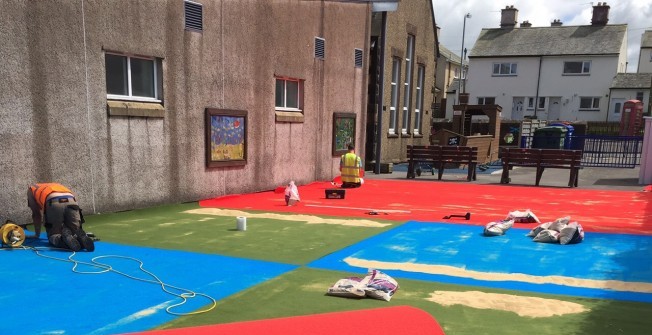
[
  {"left": 465, "top": 3, "right": 627, "bottom": 121},
  {"left": 608, "top": 73, "right": 652, "bottom": 120},
  {"left": 638, "top": 30, "right": 652, "bottom": 74},
  {"left": 433, "top": 42, "right": 465, "bottom": 119},
  {"left": 364, "top": 0, "right": 438, "bottom": 172},
  {"left": 0, "top": 0, "right": 378, "bottom": 220}
]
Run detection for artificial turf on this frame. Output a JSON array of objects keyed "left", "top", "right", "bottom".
[{"left": 83, "top": 202, "right": 652, "bottom": 335}]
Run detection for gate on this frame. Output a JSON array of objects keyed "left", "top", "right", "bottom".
[{"left": 520, "top": 135, "right": 643, "bottom": 168}]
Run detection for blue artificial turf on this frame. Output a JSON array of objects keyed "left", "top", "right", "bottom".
[
  {"left": 1, "top": 239, "right": 296, "bottom": 335},
  {"left": 308, "top": 221, "right": 652, "bottom": 303}
]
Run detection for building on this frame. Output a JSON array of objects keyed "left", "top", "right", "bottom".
[
  {"left": 609, "top": 73, "right": 652, "bottom": 120},
  {"left": 364, "top": 0, "right": 438, "bottom": 172},
  {"left": 433, "top": 43, "right": 465, "bottom": 119},
  {"left": 465, "top": 3, "right": 627, "bottom": 121},
  {"left": 638, "top": 30, "right": 652, "bottom": 73},
  {"left": 0, "top": 0, "right": 378, "bottom": 221}
]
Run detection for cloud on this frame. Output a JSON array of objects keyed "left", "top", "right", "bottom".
[{"left": 433, "top": 0, "right": 652, "bottom": 72}]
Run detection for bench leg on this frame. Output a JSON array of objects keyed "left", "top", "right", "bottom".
[
  {"left": 407, "top": 161, "right": 414, "bottom": 179},
  {"left": 437, "top": 162, "right": 445, "bottom": 180},
  {"left": 569, "top": 168, "right": 579, "bottom": 187},
  {"left": 468, "top": 163, "right": 477, "bottom": 181},
  {"left": 500, "top": 165, "right": 510, "bottom": 184},
  {"left": 535, "top": 167, "right": 545, "bottom": 186}
]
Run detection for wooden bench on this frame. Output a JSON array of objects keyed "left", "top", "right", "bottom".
[
  {"left": 407, "top": 145, "right": 478, "bottom": 181},
  {"left": 500, "top": 148, "right": 582, "bottom": 187}
]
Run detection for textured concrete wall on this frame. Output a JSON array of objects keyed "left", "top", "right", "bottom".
[
  {"left": 0, "top": 0, "right": 370, "bottom": 222},
  {"left": 379, "top": 0, "right": 436, "bottom": 164}
]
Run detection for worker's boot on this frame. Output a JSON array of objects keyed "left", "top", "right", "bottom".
[
  {"left": 61, "top": 228, "right": 81, "bottom": 251},
  {"left": 75, "top": 229, "right": 95, "bottom": 252}
]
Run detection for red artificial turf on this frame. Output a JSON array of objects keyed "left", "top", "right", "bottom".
[
  {"left": 200, "top": 179, "right": 652, "bottom": 235},
  {"left": 125, "top": 306, "right": 444, "bottom": 335}
]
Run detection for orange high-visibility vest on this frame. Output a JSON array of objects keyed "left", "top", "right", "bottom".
[
  {"left": 29, "top": 183, "right": 72, "bottom": 210},
  {"left": 340, "top": 153, "right": 361, "bottom": 183}
]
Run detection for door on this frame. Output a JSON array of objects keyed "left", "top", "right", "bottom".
[
  {"left": 609, "top": 98, "right": 625, "bottom": 122},
  {"left": 548, "top": 97, "right": 561, "bottom": 120},
  {"left": 512, "top": 97, "right": 524, "bottom": 120}
]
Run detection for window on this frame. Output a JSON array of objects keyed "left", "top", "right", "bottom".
[
  {"left": 105, "top": 53, "right": 161, "bottom": 102},
  {"left": 636, "top": 91, "right": 644, "bottom": 101},
  {"left": 563, "top": 61, "right": 591, "bottom": 75},
  {"left": 477, "top": 97, "right": 495, "bottom": 105},
  {"left": 614, "top": 102, "right": 622, "bottom": 114},
  {"left": 454, "top": 67, "right": 460, "bottom": 79},
  {"left": 402, "top": 34, "right": 415, "bottom": 134},
  {"left": 275, "top": 77, "right": 303, "bottom": 111},
  {"left": 492, "top": 63, "right": 517, "bottom": 76},
  {"left": 537, "top": 97, "right": 546, "bottom": 109},
  {"left": 389, "top": 58, "right": 400, "bottom": 134},
  {"left": 526, "top": 97, "right": 545, "bottom": 110},
  {"left": 413, "top": 65, "right": 425, "bottom": 134},
  {"left": 579, "top": 97, "right": 600, "bottom": 110}
]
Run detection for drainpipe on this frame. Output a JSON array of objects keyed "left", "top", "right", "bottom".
[
  {"left": 534, "top": 56, "right": 542, "bottom": 118},
  {"left": 374, "top": 12, "right": 387, "bottom": 174}
]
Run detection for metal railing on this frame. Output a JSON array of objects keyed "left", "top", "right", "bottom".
[{"left": 519, "top": 135, "right": 643, "bottom": 168}]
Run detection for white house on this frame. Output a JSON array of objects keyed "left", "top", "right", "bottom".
[
  {"left": 464, "top": 3, "right": 627, "bottom": 121},
  {"left": 638, "top": 30, "right": 652, "bottom": 73},
  {"left": 609, "top": 73, "right": 652, "bottom": 120}
]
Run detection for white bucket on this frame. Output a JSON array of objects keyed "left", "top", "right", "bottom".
[{"left": 236, "top": 216, "right": 247, "bottom": 231}]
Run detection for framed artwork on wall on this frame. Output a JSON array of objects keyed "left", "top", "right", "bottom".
[
  {"left": 332, "top": 112, "right": 356, "bottom": 156},
  {"left": 205, "top": 108, "right": 247, "bottom": 168}
]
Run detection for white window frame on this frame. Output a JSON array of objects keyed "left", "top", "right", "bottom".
[
  {"left": 402, "top": 34, "right": 415, "bottom": 135},
  {"left": 389, "top": 58, "right": 400, "bottom": 135},
  {"left": 106, "top": 53, "right": 161, "bottom": 102},
  {"left": 526, "top": 97, "right": 546, "bottom": 110},
  {"left": 579, "top": 97, "right": 600, "bottom": 111},
  {"left": 477, "top": 97, "right": 495, "bottom": 105},
  {"left": 413, "top": 64, "right": 425, "bottom": 135},
  {"left": 492, "top": 62, "right": 517, "bottom": 76},
  {"left": 563, "top": 61, "right": 591, "bottom": 75},
  {"left": 275, "top": 77, "right": 303, "bottom": 112}
]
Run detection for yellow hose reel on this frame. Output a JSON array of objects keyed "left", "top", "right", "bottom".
[{"left": 1, "top": 220, "right": 26, "bottom": 248}]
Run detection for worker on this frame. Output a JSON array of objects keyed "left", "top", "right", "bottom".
[
  {"left": 26, "top": 183, "right": 94, "bottom": 251},
  {"left": 339, "top": 143, "right": 364, "bottom": 188}
]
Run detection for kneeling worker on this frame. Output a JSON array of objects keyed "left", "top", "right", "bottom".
[
  {"left": 27, "top": 183, "right": 94, "bottom": 251},
  {"left": 339, "top": 143, "right": 364, "bottom": 188}
]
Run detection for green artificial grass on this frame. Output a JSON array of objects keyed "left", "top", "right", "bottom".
[
  {"left": 160, "top": 267, "right": 652, "bottom": 335},
  {"left": 84, "top": 202, "right": 652, "bottom": 335},
  {"left": 84, "top": 202, "right": 398, "bottom": 265}
]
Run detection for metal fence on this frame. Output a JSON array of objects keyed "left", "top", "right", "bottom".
[{"left": 520, "top": 135, "right": 643, "bottom": 168}]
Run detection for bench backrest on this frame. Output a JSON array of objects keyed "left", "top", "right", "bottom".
[
  {"left": 501, "top": 148, "right": 582, "bottom": 167},
  {"left": 408, "top": 145, "right": 478, "bottom": 163}
]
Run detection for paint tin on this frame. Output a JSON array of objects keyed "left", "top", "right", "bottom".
[{"left": 236, "top": 216, "right": 247, "bottom": 231}]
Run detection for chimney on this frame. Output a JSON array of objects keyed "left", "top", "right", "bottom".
[
  {"left": 551, "top": 19, "right": 563, "bottom": 27},
  {"left": 592, "top": 2, "right": 610, "bottom": 26},
  {"left": 500, "top": 5, "right": 518, "bottom": 29},
  {"left": 520, "top": 20, "right": 532, "bottom": 28}
]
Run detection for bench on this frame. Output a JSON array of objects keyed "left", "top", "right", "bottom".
[
  {"left": 407, "top": 145, "right": 478, "bottom": 181},
  {"left": 500, "top": 148, "right": 582, "bottom": 187}
]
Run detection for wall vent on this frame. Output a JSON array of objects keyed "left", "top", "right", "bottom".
[
  {"left": 354, "top": 48, "right": 363, "bottom": 68},
  {"left": 184, "top": 1, "right": 203, "bottom": 32},
  {"left": 315, "top": 37, "right": 325, "bottom": 59}
]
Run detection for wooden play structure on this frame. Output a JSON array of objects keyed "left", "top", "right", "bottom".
[{"left": 430, "top": 101, "right": 502, "bottom": 164}]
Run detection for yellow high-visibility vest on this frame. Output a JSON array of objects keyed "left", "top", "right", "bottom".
[{"left": 340, "top": 152, "right": 361, "bottom": 183}]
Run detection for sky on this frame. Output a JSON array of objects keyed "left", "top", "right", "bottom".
[{"left": 433, "top": 0, "right": 652, "bottom": 72}]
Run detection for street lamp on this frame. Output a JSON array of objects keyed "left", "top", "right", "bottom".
[{"left": 458, "top": 12, "right": 471, "bottom": 103}]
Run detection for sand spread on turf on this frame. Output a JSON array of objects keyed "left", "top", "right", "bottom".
[
  {"left": 185, "top": 208, "right": 389, "bottom": 227},
  {"left": 426, "top": 290, "right": 589, "bottom": 317},
  {"left": 345, "top": 257, "right": 652, "bottom": 293}
]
